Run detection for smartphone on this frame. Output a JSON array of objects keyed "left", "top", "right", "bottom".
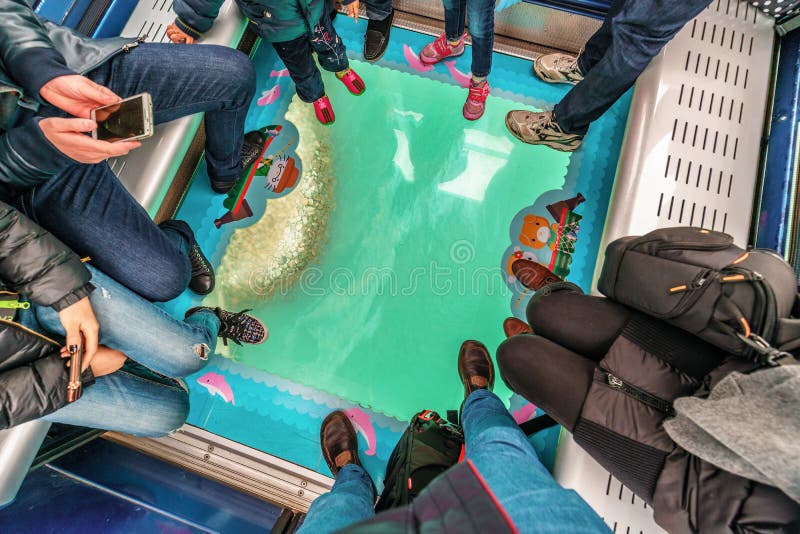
[
  {"left": 90, "top": 93, "right": 153, "bottom": 143},
  {"left": 67, "top": 344, "right": 83, "bottom": 403}
]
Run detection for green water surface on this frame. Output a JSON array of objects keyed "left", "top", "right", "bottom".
[{"left": 224, "top": 61, "right": 569, "bottom": 419}]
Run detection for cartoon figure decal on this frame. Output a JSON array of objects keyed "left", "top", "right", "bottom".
[
  {"left": 344, "top": 407, "right": 378, "bottom": 456},
  {"left": 214, "top": 123, "right": 303, "bottom": 229}
]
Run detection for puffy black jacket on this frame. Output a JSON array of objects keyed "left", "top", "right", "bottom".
[{"left": 0, "top": 199, "right": 94, "bottom": 429}]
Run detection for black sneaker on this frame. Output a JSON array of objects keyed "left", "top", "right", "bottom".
[
  {"left": 210, "top": 130, "right": 268, "bottom": 194},
  {"left": 188, "top": 243, "right": 215, "bottom": 295},
  {"left": 186, "top": 307, "right": 268, "bottom": 345},
  {"left": 363, "top": 9, "right": 394, "bottom": 62}
]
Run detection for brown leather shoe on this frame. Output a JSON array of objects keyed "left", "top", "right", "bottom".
[
  {"left": 503, "top": 317, "right": 532, "bottom": 337},
  {"left": 512, "top": 258, "right": 562, "bottom": 290},
  {"left": 320, "top": 411, "right": 362, "bottom": 477},
  {"left": 457, "top": 340, "right": 495, "bottom": 399}
]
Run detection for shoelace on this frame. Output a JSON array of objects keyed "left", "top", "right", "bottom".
[
  {"left": 189, "top": 246, "right": 209, "bottom": 277},
  {"left": 219, "top": 309, "right": 261, "bottom": 346},
  {"left": 553, "top": 55, "right": 579, "bottom": 74}
]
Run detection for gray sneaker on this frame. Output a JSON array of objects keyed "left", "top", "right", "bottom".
[
  {"left": 505, "top": 110, "right": 583, "bottom": 152},
  {"left": 533, "top": 53, "right": 583, "bottom": 85}
]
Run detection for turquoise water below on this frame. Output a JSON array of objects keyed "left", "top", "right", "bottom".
[{"left": 170, "top": 22, "right": 631, "bottom": 476}]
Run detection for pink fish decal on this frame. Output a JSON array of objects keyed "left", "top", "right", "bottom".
[
  {"left": 403, "top": 44, "right": 434, "bottom": 73},
  {"left": 513, "top": 402, "right": 538, "bottom": 425},
  {"left": 197, "top": 372, "right": 235, "bottom": 405},
  {"left": 444, "top": 60, "right": 472, "bottom": 88},
  {"left": 344, "top": 407, "right": 377, "bottom": 456},
  {"left": 270, "top": 69, "right": 290, "bottom": 77},
  {"left": 257, "top": 85, "right": 281, "bottom": 106}
]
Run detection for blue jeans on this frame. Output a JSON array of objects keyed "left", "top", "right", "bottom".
[
  {"left": 271, "top": 10, "right": 349, "bottom": 103},
  {"left": 299, "top": 390, "right": 609, "bottom": 533},
  {"left": 14, "top": 43, "right": 255, "bottom": 301},
  {"left": 554, "top": 0, "right": 711, "bottom": 134},
  {"left": 20, "top": 265, "right": 220, "bottom": 436},
  {"left": 364, "top": 0, "right": 392, "bottom": 20},
  {"left": 443, "top": 0, "right": 495, "bottom": 78}
]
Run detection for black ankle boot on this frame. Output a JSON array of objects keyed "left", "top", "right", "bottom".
[
  {"left": 188, "top": 243, "right": 215, "bottom": 295},
  {"left": 210, "top": 130, "right": 268, "bottom": 194}
]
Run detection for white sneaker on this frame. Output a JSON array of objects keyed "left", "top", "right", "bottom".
[
  {"left": 505, "top": 110, "right": 583, "bottom": 152},
  {"left": 533, "top": 53, "right": 584, "bottom": 85}
]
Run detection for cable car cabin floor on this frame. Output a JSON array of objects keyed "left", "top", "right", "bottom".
[{"left": 162, "top": 22, "right": 631, "bottom": 482}]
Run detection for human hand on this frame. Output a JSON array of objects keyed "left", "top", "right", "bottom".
[
  {"left": 166, "top": 23, "right": 195, "bottom": 44},
  {"left": 39, "top": 117, "right": 141, "bottom": 163},
  {"left": 57, "top": 297, "right": 99, "bottom": 371},
  {"left": 346, "top": 0, "right": 359, "bottom": 21},
  {"left": 39, "top": 75, "right": 121, "bottom": 119},
  {"left": 61, "top": 345, "right": 126, "bottom": 377}
]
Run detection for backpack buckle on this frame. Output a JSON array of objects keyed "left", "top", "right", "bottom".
[{"left": 737, "top": 333, "right": 794, "bottom": 367}]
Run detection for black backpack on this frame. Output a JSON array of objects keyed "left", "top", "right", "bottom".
[
  {"left": 375, "top": 410, "right": 464, "bottom": 512},
  {"left": 375, "top": 409, "right": 557, "bottom": 512},
  {"left": 598, "top": 227, "right": 799, "bottom": 365}
]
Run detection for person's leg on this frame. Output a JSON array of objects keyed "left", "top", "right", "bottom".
[
  {"left": 296, "top": 464, "right": 376, "bottom": 534},
  {"left": 33, "top": 266, "right": 219, "bottom": 378},
  {"left": 272, "top": 36, "right": 325, "bottom": 103},
  {"left": 363, "top": 0, "right": 392, "bottom": 21},
  {"left": 462, "top": 389, "right": 610, "bottom": 532},
  {"left": 526, "top": 291, "right": 631, "bottom": 360},
  {"left": 496, "top": 335, "right": 594, "bottom": 431},
  {"left": 22, "top": 163, "right": 192, "bottom": 302},
  {"left": 443, "top": 0, "right": 468, "bottom": 39},
  {"left": 554, "top": 0, "right": 712, "bottom": 134},
  {"left": 86, "top": 43, "right": 255, "bottom": 185},
  {"left": 576, "top": 0, "right": 626, "bottom": 74},
  {"left": 466, "top": 0, "right": 495, "bottom": 79},
  {"left": 43, "top": 365, "right": 189, "bottom": 437},
  {"left": 310, "top": 10, "right": 350, "bottom": 74}
]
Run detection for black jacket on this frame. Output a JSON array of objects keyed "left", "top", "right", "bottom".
[
  {"left": 341, "top": 460, "right": 516, "bottom": 534},
  {"left": 0, "top": 199, "right": 94, "bottom": 429}
]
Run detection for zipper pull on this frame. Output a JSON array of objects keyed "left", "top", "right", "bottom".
[
  {"left": 122, "top": 37, "right": 145, "bottom": 53},
  {"left": 606, "top": 373, "right": 624, "bottom": 389},
  {"left": 0, "top": 300, "right": 30, "bottom": 309}
]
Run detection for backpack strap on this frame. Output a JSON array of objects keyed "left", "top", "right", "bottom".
[{"left": 519, "top": 414, "right": 558, "bottom": 436}]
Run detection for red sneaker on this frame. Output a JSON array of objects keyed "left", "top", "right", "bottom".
[
  {"left": 419, "top": 33, "right": 466, "bottom": 65},
  {"left": 463, "top": 80, "right": 489, "bottom": 121},
  {"left": 313, "top": 95, "right": 335, "bottom": 125},
  {"left": 336, "top": 68, "right": 366, "bottom": 95}
]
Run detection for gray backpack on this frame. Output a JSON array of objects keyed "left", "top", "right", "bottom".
[{"left": 597, "top": 227, "right": 799, "bottom": 366}]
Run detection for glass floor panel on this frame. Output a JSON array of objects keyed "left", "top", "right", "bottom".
[{"left": 163, "top": 21, "right": 631, "bottom": 484}]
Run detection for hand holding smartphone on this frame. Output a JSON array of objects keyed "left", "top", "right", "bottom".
[{"left": 90, "top": 93, "right": 153, "bottom": 143}]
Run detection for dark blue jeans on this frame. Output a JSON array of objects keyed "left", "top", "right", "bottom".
[
  {"left": 271, "top": 10, "right": 349, "bottom": 103},
  {"left": 443, "top": 0, "right": 495, "bottom": 78},
  {"left": 364, "top": 0, "right": 392, "bottom": 20},
  {"left": 16, "top": 43, "right": 255, "bottom": 301},
  {"left": 298, "top": 390, "right": 609, "bottom": 533},
  {"left": 554, "top": 0, "right": 712, "bottom": 134}
]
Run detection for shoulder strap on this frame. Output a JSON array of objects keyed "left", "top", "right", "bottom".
[{"left": 519, "top": 414, "right": 558, "bottom": 436}]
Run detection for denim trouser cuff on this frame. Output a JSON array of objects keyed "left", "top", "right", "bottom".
[{"left": 158, "top": 219, "right": 196, "bottom": 247}]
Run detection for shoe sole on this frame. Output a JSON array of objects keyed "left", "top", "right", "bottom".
[
  {"left": 463, "top": 106, "right": 485, "bottom": 121},
  {"left": 419, "top": 47, "right": 465, "bottom": 65},
  {"left": 532, "top": 61, "right": 580, "bottom": 86},
  {"left": 363, "top": 10, "right": 394, "bottom": 63},
  {"left": 504, "top": 114, "right": 582, "bottom": 152}
]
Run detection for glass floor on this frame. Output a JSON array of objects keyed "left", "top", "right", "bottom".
[{"left": 162, "top": 21, "right": 631, "bottom": 484}]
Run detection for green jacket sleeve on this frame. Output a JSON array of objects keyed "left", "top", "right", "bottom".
[{"left": 173, "top": 0, "right": 227, "bottom": 38}]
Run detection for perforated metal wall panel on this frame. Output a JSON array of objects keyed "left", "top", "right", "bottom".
[{"left": 597, "top": 0, "right": 775, "bottom": 256}]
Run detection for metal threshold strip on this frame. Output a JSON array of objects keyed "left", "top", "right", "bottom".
[{"left": 104, "top": 425, "right": 333, "bottom": 513}]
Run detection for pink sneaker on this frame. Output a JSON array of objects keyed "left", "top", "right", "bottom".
[
  {"left": 463, "top": 80, "right": 489, "bottom": 121},
  {"left": 313, "top": 95, "right": 335, "bottom": 125},
  {"left": 336, "top": 68, "right": 366, "bottom": 95},
  {"left": 419, "top": 33, "right": 466, "bottom": 65}
]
